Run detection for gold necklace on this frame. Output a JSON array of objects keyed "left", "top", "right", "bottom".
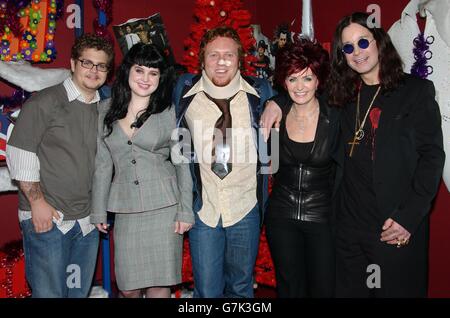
[{"left": 348, "top": 85, "right": 381, "bottom": 157}]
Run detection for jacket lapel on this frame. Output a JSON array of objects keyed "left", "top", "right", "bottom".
[
  {"left": 374, "top": 86, "right": 406, "bottom": 148},
  {"left": 308, "top": 98, "right": 330, "bottom": 162}
]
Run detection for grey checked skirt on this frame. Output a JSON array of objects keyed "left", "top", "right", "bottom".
[{"left": 113, "top": 204, "right": 183, "bottom": 291}]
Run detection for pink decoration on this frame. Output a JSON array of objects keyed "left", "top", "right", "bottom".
[
  {"left": 370, "top": 107, "right": 382, "bottom": 160},
  {"left": 369, "top": 107, "right": 382, "bottom": 130}
]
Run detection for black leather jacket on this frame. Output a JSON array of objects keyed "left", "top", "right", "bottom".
[{"left": 266, "top": 94, "right": 337, "bottom": 223}]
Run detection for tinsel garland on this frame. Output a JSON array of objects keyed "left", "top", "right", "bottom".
[
  {"left": 93, "top": 0, "right": 113, "bottom": 43},
  {"left": 0, "top": 89, "right": 30, "bottom": 111},
  {"left": 0, "top": 0, "right": 31, "bottom": 38},
  {"left": 181, "top": 238, "right": 193, "bottom": 283},
  {"left": 410, "top": 33, "right": 433, "bottom": 79},
  {"left": 255, "top": 176, "right": 275, "bottom": 287},
  {"left": 0, "top": 240, "right": 31, "bottom": 298}
]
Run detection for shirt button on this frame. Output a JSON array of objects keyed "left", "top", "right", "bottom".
[
  {"left": 127, "top": 140, "right": 132, "bottom": 145},
  {"left": 131, "top": 159, "right": 136, "bottom": 164},
  {"left": 134, "top": 180, "right": 139, "bottom": 185}
]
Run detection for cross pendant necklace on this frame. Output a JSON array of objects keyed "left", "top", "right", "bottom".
[
  {"left": 348, "top": 135, "right": 360, "bottom": 157},
  {"left": 348, "top": 84, "right": 381, "bottom": 157}
]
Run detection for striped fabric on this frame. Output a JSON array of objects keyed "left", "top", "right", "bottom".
[
  {"left": 63, "top": 77, "right": 101, "bottom": 103},
  {"left": 18, "top": 209, "right": 94, "bottom": 236},
  {"left": 6, "top": 145, "right": 40, "bottom": 182}
]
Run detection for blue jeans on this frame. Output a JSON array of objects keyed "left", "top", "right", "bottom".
[
  {"left": 20, "top": 219, "right": 99, "bottom": 298},
  {"left": 188, "top": 205, "right": 260, "bottom": 298}
]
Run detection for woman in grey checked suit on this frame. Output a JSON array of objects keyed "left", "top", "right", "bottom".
[{"left": 91, "top": 43, "right": 194, "bottom": 298}]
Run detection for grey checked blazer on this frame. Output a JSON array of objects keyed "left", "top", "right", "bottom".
[{"left": 90, "top": 101, "right": 194, "bottom": 225}]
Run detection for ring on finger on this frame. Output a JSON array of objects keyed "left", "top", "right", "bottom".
[{"left": 396, "top": 237, "right": 403, "bottom": 248}]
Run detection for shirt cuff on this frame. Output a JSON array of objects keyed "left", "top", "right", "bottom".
[{"left": 6, "top": 145, "right": 40, "bottom": 182}]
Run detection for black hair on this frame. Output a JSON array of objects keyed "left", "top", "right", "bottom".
[{"left": 104, "top": 43, "right": 175, "bottom": 136}]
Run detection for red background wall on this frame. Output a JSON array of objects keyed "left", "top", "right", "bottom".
[{"left": 1, "top": 0, "right": 449, "bottom": 297}]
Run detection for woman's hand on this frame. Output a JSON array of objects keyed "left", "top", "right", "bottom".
[
  {"left": 174, "top": 221, "right": 193, "bottom": 235},
  {"left": 96, "top": 223, "right": 109, "bottom": 234}
]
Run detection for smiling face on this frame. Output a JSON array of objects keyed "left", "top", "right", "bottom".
[
  {"left": 341, "top": 23, "right": 380, "bottom": 83},
  {"left": 284, "top": 67, "right": 318, "bottom": 107},
  {"left": 128, "top": 64, "right": 160, "bottom": 99},
  {"left": 70, "top": 48, "right": 109, "bottom": 98},
  {"left": 203, "top": 36, "right": 239, "bottom": 87}
]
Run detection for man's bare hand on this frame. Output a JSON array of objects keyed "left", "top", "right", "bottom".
[
  {"left": 260, "top": 100, "right": 282, "bottom": 142},
  {"left": 31, "top": 199, "right": 59, "bottom": 233},
  {"left": 19, "top": 181, "right": 59, "bottom": 233},
  {"left": 380, "top": 218, "right": 411, "bottom": 247}
]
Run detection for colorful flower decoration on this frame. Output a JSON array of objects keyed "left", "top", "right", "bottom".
[
  {"left": 0, "top": 0, "right": 64, "bottom": 63},
  {"left": 0, "top": 39, "right": 10, "bottom": 58},
  {"left": 21, "top": 48, "right": 32, "bottom": 59},
  {"left": 44, "top": 46, "right": 55, "bottom": 60},
  {"left": 22, "top": 30, "right": 35, "bottom": 43}
]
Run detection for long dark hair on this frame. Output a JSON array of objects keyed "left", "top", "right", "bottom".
[
  {"left": 327, "top": 12, "right": 404, "bottom": 106},
  {"left": 104, "top": 43, "right": 175, "bottom": 136}
]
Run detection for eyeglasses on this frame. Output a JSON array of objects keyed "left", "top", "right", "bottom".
[
  {"left": 78, "top": 59, "right": 109, "bottom": 72},
  {"left": 341, "top": 38, "right": 375, "bottom": 55}
]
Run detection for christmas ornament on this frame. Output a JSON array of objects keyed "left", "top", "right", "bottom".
[{"left": 93, "top": 0, "right": 113, "bottom": 43}]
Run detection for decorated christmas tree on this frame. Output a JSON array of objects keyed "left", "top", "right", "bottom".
[{"left": 182, "top": 0, "right": 256, "bottom": 75}]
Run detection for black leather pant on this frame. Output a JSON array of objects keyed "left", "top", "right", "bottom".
[{"left": 265, "top": 217, "right": 335, "bottom": 298}]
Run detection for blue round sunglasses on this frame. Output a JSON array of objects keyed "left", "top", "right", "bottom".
[{"left": 342, "top": 38, "right": 375, "bottom": 54}]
